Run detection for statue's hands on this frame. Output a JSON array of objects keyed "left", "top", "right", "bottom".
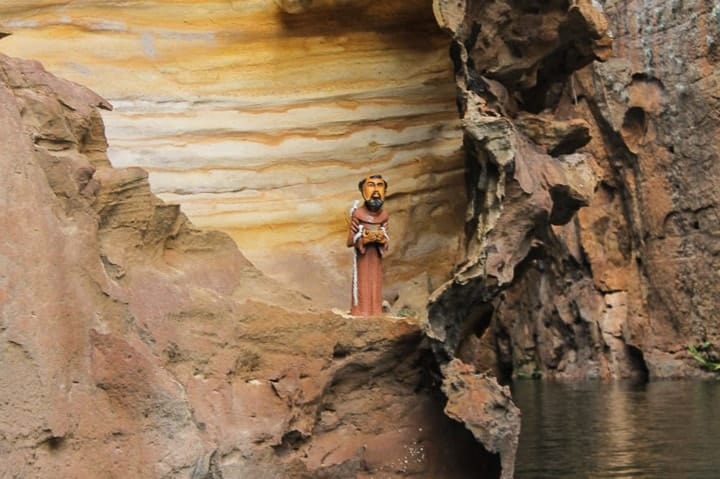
[
  {"left": 350, "top": 216, "right": 360, "bottom": 234},
  {"left": 380, "top": 222, "right": 389, "bottom": 252},
  {"left": 376, "top": 222, "right": 389, "bottom": 246}
]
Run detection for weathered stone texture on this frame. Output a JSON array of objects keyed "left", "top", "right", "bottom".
[
  {"left": 0, "top": 53, "right": 513, "bottom": 478},
  {"left": 0, "top": 0, "right": 467, "bottom": 313},
  {"left": 574, "top": 0, "right": 720, "bottom": 376},
  {"left": 427, "top": 0, "right": 720, "bottom": 381},
  {"left": 11, "top": 0, "right": 720, "bottom": 474},
  {"left": 442, "top": 359, "right": 520, "bottom": 479},
  {"left": 426, "top": 0, "right": 611, "bottom": 382}
]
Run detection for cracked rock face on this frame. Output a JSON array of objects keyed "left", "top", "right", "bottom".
[{"left": 441, "top": 360, "right": 520, "bottom": 479}]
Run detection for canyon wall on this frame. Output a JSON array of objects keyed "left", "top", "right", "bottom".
[
  {"left": 4, "top": 0, "right": 720, "bottom": 476},
  {"left": 428, "top": 0, "right": 720, "bottom": 380},
  {"left": 0, "top": 0, "right": 467, "bottom": 312},
  {"left": 0, "top": 3, "right": 526, "bottom": 477},
  {"left": 0, "top": 53, "right": 518, "bottom": 478},
  {"left": 577, "top": 0, "right": 720, "bottom": 378}
]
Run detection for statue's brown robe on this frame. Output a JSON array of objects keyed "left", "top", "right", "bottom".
[{"left": 347, "top": 205, "right": 389, "bottom": 316}]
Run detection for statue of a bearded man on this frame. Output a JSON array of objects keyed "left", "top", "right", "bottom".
[{"left": 347, "top": 174, "right": 389, "bottom": 316}]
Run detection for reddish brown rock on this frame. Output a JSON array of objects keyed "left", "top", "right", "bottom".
[
  {"left": 442, "top": 360, "right": 520, "bottom": 479},
  {"left": 428, "top": 0, "right": 720, "bottom": 383},
  {"left": 0, "top": 52, "right": 510, "bottom": 478},
  {"left": 426, "top": 0, "right": 623, "bottom": 382},
  {"left": 566, "top": 0, "right": 720, "bottom": 377},
  {"left": 15, "top": 0, "right": 720, "bottom": 474}
]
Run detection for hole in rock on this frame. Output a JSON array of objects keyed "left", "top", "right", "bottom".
[
  {"left": 621, "top": 106, "right": 647, "bottom": 143},
  {"left": 41, "top": 435, "right": 65, "bottom": 451},
  {"left": 332, "top": 343, "right": 351, "bottom": 358},
  {"left": 429, "top": 393, "right": 503, "bottom": 478},
  {"left": 273, "top": 429, "right": 308, "bottom": 457},
  {"left": 626, "top": 344, "right": 649, "bottom": 382}
]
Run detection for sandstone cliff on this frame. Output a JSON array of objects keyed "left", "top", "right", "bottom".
[
  {"left": 0, "top": 54, "right": 518, "bottom": 478},
  {"left": 4, "top": 0, "right": 720, "bottom": 476},
  {"left": 0, "top": 0, "right": 467, "bottom": 314}
]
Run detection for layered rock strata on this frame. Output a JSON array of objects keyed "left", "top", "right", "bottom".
[
  {"left": 0, "top": 53, "right": 518, "bottom": 479},
  {"left": 18, "top": 0, "right": 720, "bottom": 474},
  {"left": 0, "top": 0, "right": 467, "bottom": 312}
]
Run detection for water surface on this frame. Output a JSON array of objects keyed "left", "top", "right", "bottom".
[{"left": 511, "top": 380, "right": 720, "bottom": 478}]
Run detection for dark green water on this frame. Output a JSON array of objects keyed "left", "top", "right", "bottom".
[{"left": 511, "top": 380, "right": 720, "bottom": 479}]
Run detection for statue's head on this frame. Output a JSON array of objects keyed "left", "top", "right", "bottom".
[{"left": 358, "top": 174, "right": 387, "bottom": 212}]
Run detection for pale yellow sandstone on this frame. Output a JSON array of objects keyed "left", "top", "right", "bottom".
[{"left": 0, "top": 0, "right": 465, "bottom": 309}]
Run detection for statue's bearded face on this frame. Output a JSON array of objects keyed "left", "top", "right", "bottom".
[{"left": 362, "top": 177, "right": 386, "bottom": 211}]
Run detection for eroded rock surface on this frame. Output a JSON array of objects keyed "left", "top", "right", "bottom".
[
  {"left": 427, "top": 0, "right": 720, "bottom": 383},
  {"left": 0, "top": 53, "right": 509, "bottom": 479},
  {"left": 10, "top": 0, "right": 720, "bottom": 476},
  {"left": 427, "top": 0, "right": 608, "bottom": 382},
  {"left": 0, "top": 0, "right": 467, "bottom": 313},
  {"left": 565, "top": 0, "right": 720, "bottom": 377},
  {"left": 442, "top": 360, "right": 520, "bottom": 479}
]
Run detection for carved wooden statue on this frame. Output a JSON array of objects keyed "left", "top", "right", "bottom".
[{"left": 347, "top": 175, "right": 389, "bottom": 316}]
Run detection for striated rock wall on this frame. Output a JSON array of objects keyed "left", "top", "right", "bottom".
[
  {"left": 0, "top": 0, "right": 466, "bottom": 312},
  {"left": 10, "top": 0, "right": 720, "bottom": 474},
  {"left": 0, "top": 53, "right": 519, "bottom": 478}
]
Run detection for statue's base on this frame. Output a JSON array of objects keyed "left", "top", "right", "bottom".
[{"left": 331, "top": 308, "right": 416, "bottom": 322}]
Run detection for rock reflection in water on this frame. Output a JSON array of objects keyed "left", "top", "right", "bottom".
[{"left": 511, "top": 380, "right": 720, "bottom": 479}]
